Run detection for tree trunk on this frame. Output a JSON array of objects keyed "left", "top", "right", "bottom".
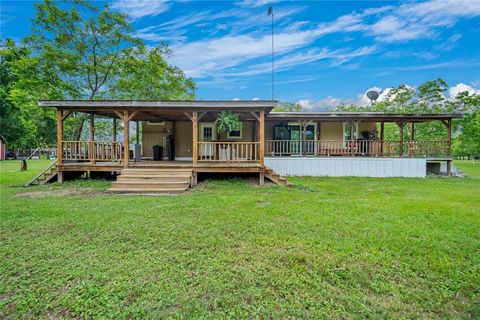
[
  {"left": 71, "top": 114, "right": 90, "bottom": 140},
  {"left": 71, "top": 91, "right": 97, "bottom": 140}
]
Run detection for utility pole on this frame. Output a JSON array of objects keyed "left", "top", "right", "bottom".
[{"left": 268, "top": 6, "right": 274, "bottom": 101}]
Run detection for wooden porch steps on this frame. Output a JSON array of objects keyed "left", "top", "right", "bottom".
[
  {"left": 108, "top": 168, "right": 193, "bottom": 194},
  {"left": 264, "top": 166, "right": 293, "bottom": 187},
  {"left": 24, "top": 160, "right": 58, "bottom": 186}
]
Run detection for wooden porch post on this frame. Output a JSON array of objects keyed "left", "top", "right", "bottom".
[
  {"left": 409, "top": 122, "right": 415, "bottom": 157},
  {"left": 259, "top": 110, "right": 265, "bottom": 166},
  {"left": 192, "top": 111, "right": 198, "bottom": 166},
  {"left": 444, "top": 119, "right": 452, "bottom": 176},
  {"left": 447, "top": 119, "right": 452, "bottom": 157},
  {"left": 259, "top": 110, "right": 265, "bottom": 185},
  {"left": 56, "top": 110, "right": 64, "bottom": 183},
  {"left": 380, "top": 122, "right": 384, "bottom": 156},
  {"left": 136, "top": 120, "right": 140, "bottom": 144},
  {"left": 124, "top": 111, "right": 130, "bottom": 167},
  {"left": 113, "top": 118, "right": 117, "bottom": 142},
  {"left": 398, "top": 121, "right": 405, "bottom": 157},
  {"left": 302, "top": 121, "right": 307, "bottom": 156},
  {"left": 349, "top": 120, "right": 355, "bottom": 156},
  {"left": 90, "top": 113, "right": 95, "bottom": 164}
]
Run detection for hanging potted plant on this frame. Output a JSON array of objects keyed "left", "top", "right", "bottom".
[{"left": 215, "top": 111, "right": 241, "bottom": 136}]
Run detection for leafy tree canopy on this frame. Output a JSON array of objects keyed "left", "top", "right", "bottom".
[{"left": 0, "top": 0, "right": 195, "bottom": 150}]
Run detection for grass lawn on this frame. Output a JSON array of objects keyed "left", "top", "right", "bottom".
[{"left": 1, "top": 160, "right": 479, "bottom": 318}]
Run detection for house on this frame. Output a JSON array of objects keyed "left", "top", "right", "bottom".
[{"left": 37, "top": 100, "right": 461, "bottom": 193}]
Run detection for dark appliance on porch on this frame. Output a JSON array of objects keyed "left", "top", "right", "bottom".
[
  {"left": 273, "top": 123, "right": 290, "bottom": 140},
  {"left": 153, "top": 145, "right": 163, "bottom": 161},
  {"left": 165, "top": 134, "right": 174, "bottom": 161}
]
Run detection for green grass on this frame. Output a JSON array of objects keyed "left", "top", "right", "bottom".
[{"left": 0, "top": 160, "right": 479, "bottom": 318}]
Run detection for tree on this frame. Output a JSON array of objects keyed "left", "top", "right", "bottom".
[
  {"left": 336, "top": 79, "right": 480, "bottom": 155},
  {"left": 27, "top": 0, "right": 140, "bottom": 139},
  {"left": 1, "top": 39, "right": 66, "bottom": 149},
  {"left": 109, "top": 46, "right": 195, "bottom": 100},
  {"left": 272, "top": 102, "right": 302, "bottom": 112},
  {"left": 2, "top": 0, "right": 196, "bottom": 150}
]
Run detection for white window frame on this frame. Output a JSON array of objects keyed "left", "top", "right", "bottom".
[
  {"left": 343, "top": 122, "right": 359, "bottom": 142},
  {"left": 227, "top": 123, "right": 243, "bottom": 139},
  {"left": 199, "top": 122, "right": 217, "bottom": 141}
]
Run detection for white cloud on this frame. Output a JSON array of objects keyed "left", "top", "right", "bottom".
[
  {"left": 296, "top": 87, "right": 396, "bottom": 111},
  {"left": 111, "top": 0, "right": 170, "bottom": 20},
  {"left": 134, "top": 0, "right": 480, "bottom": 83},
  {"left": 295, "top": 81, "right": 480, "bottom": 112},
  {"left": 369, "top": 0, "right": 480, "bottom": 42},
  {"left": 235, "top": 0, "right": 280, "bottom": 8},
  {"left": 449, "top": 83, "right": 480, "bottom": 99},
  {"left": 296, "top": 97, "right": 344, "bottom": 111}
]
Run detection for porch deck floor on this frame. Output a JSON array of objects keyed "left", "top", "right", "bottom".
[{"left": 59, "top": 160, "right": 263, "bottom": 173}]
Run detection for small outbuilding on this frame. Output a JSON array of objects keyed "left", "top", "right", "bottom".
[{"left": 0, "top": 135, "right": 6, "bottom": 161}]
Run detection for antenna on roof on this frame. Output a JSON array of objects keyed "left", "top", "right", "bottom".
[
  {"left": 366, "top": 90, "right": 379, "bottom": 106},
  {"left": 268, "top": 6, "right": 274, "bottom": 101}
]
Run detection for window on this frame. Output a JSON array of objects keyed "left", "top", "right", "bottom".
[
  {"left": 200, "top": 123, "right": 216, "bottom": 141},
  {"left": 227, "top": 123, "right": 242, "bottom": 139},
  {"left": 343, "top": 122, "right": 357, "bottom": 141}
]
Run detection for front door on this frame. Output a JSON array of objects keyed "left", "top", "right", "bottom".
[
  {"left": 199, "top": 123, "right": 216, "bottom": 159},
  {"left": 288, "top": 122, "right": 317, "bottom": 155}
]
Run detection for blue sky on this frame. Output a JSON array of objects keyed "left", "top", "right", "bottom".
[{"left": 1, "top": 0, "right": 480, "bottom": 110}]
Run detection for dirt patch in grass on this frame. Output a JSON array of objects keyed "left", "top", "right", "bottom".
[{"left": 16, "top": 188, "right": 103, "bottom": 198}]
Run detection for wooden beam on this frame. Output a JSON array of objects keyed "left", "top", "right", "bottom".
[
  {"left": 259, "top": 110, "right": 265, "bottom": 166},
  {"left": 249, "top": 111, "right": 260, "bottom": 122},
  {"left": 57, "top": 110, "right": 64, "bottom": 167},
  {"left": 90, "top": 113, "right": 95, "bottom": 164},
  {"left": 113, "top": 111, "right": 124, "bottom": 120},
  {"left": 127, "top": 111, "right": 138, "bottom": 122},
  {"left": 61, "top": 110, "right": 72, "bottom": 121},
  {"left": 123, "top": 111, "right": 130, "bottom": 167},
  {"left": 183, "top": 111, "right": 193, "bottom": 122},
  {"left": 198, "top": 111, "right": 208, "bottom": 121},
  {"left": 192, "top": 111, "right": 198, "bottom": 166},
  {"left": 113, "top": 118, "right": 117, "bottom": 142}
]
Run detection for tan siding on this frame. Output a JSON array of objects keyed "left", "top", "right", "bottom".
[
  {"left": 174, "top": 121, "right": 193, "bottom": 158},
  {"left": 320, "top": 122, "right": 344, "bottom": 140},
  {"left": 216, "top": 121, "right": 256, "bottom": 142},
  {"left": 142, "top": 121, "right": 174, "bottom": 157},
  {"left": 357, "top": 122, "right": 377, "bottom": 137}
]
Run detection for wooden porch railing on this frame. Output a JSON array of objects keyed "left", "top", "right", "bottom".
[
  {"left": 62, "top": 141, "right": 124, "bottom": 161},
  {"left": 265, "top": 140, "right": 450, "bottom": 158},
  {"left": 197, "top": 142, "right": 259, "bottom": 162}
]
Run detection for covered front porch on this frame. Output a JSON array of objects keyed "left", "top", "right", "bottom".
[{"left": 42, "top": 100, "right": 275, "bottom": 184}]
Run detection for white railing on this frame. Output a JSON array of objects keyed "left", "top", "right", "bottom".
[
  {"left": 265, "top": 140, "right": 450, "bottom": 158},
  {"left": 197, "top": 142, "right": 259, "bottom": 162}
]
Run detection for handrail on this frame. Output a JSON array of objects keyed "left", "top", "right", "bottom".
[
  {"left": 197, "top": 141, "right": 260, "bottom": 162},
  {"left": 61, "top": 141, "right": 124, "bottom": 161},
  {"left": 24, "top": 159, "right": 57, "bottom": 187},
  {"left": 265, "top": 140, "right": 450, "bottom": 158}
]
